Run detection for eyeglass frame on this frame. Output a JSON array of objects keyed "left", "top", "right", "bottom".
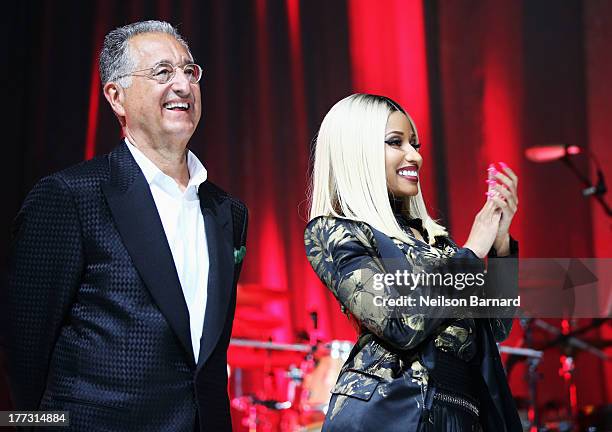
[{"left": 115, "top": 62, "right": 203, "bottom": 84}]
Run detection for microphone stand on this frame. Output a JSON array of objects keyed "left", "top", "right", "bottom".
[{"left": 560, "top": 153, "right": 611, "bottom": 217}]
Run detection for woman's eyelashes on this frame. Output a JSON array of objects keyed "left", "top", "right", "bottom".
[
  {"left": 385, "top": 137, "right": 421, "bottom": 150},
  {"left": 384, "top": 138, "right": 402, "bottom": 147}
]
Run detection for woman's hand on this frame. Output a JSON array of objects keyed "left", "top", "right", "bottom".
[
  {"left": 463, "top": 199, "right": 503, "bottom": 259},
  {"left": 487, "top": 162, "right": 519, "bottom": 255}
]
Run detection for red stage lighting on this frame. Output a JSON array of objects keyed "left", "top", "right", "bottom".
[{"left": 525, "top": 144, "right": 582, "bottom": 162}]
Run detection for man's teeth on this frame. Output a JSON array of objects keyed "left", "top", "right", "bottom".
[
  {"left": 163, "top": 102, "right": 189, "bottom": 110},
  {"left": 398, "top": 169, "right": 418, "bottom": 177}
]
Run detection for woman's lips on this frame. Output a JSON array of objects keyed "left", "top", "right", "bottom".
[{"left": 397, "top": 167, "right": 419, "bottom": 183}]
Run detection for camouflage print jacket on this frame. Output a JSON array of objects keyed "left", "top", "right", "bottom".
[{"left": 304, "top": 216, "right": 522, "bottom": 432}]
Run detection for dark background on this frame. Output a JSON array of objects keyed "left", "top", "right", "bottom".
[{"left": 3, "top": 0, "right": 611, "bottom": 428}]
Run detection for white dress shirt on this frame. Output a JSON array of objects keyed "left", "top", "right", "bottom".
[{"left": 125, "top": 138, "right": 209, "bottom": 362}]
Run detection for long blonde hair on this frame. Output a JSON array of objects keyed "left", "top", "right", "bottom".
[{"left": 308, "top": 93, "right": 447, "bottom": 245}]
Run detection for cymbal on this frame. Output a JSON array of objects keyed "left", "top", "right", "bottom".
[{"left": 230, "top": 338, "right": 311, "bottom": 352}]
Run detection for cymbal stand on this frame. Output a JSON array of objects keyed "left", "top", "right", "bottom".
[
  {"left": 558, "top": 320, "right": 578, "bottom": 421},
  {"left": 521, "top": 318, "right": 543, "bottom": 431}
]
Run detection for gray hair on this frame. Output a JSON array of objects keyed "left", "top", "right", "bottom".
[{"left": 99, "top": 20, "right": 192, "bottom": 87}]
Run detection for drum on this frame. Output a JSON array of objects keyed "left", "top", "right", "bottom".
[
  {"left": 227, "top": 338, "right": 353, "bottom": 431},
  {"left": 301, "top": 340, "right": 353, "bottom": 413}
]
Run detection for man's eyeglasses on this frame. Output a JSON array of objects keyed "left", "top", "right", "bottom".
[{"left": 116, "top": 62, "right": 203, "bottom": 84}]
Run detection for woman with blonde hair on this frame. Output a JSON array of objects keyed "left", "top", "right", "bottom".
[{"left": 304, "top": 94, "right": 521, "bottom": 431}]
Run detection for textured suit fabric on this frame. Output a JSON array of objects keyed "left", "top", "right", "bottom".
[
  {"left": 304, "top": 216, "right": 522, "bottom": 432},
  {"left": 5, "top": 142, "right": 248, "bottom": 431}
]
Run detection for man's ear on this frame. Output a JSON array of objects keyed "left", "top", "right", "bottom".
[{"left": 103, "top": 82, "right": 127, "bottom": 126}]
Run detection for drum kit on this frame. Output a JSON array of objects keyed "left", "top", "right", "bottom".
[
  {"left": 228, "top": 337, "right": 352, "bottom": 432},
  {"left": 230, "top": 284, "right": 612, "bottom": 432},
  {"left": 228, "top": 284, "right": 353, "bottom": 432}
]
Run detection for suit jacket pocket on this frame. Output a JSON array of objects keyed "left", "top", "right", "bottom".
[
  {"left": 40, "top": 394, "right": 128, "bottom": 412},
  {"left": 330, "top": 370, "right": 380, "bottom": 401}
]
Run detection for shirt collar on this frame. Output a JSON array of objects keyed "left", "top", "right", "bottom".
[
  {"left": 185, "top": 148, "right": 208, "bottom": 188},
  {"left": 124, "top": 137, "right": 208, "bottom": 189}
]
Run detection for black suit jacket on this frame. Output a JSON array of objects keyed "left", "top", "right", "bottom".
[
  {"left": 304, "top": 217, "right": 521, "bottom": 432},
  {"left": 5, "top": 142, "right": 248, "bottom": 431}
]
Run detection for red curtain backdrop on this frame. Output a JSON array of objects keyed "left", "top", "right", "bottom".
[
  {"left": 585, "top": 0, "right": 612, "bottom": 406},
  {"left": 3, "top": 0, "right": 611, "bottom": 427},
  {"left": 348, "top": 0, "right": 437, "bottom": 212}
]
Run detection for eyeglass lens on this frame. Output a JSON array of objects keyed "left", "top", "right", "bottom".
[{"left": 151, "top": 63, "right": 202, "bottom": 84}]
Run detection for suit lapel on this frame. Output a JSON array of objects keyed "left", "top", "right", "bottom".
[
  {"left": 196, "top": 184, "right": 234, "bottom": 369},
  {"left": 102, "top": 143, "right": 195, "bottom": 367}
]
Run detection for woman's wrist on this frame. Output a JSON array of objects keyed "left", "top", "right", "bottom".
[
  {"left": 492, "top": 233, "right": 510, "bottom": 257},
  {"left": 462, "top": 242, "right": 487, "bottom": 259}
]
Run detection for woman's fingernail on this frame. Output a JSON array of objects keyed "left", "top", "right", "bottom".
[
  {"left": 486, "top": 179, "right": 496, "bottom": 185},
  {"left": 499, "top": 161, "right": 509, "bottom": 169}
]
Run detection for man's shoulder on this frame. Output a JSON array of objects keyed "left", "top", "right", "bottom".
[
  {"left": 50, "top": 153, "right": 110, "bottom": 188},
  {"left": 18, "top": 153, "right": 112, "bottom": 220}
]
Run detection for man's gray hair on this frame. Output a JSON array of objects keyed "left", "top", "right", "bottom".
[{"left": 99, "top": 20, "right": 192, "bottom": 87}]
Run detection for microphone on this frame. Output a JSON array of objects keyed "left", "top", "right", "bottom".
[
  {"left": 525, "top": 143, "right": 610, "bottom": 217},
  {"left": 582, "top": 169, "right": 607, "bottom": 197}
]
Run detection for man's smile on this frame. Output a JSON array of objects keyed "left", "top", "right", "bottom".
[{"left": 163, "top": 101, "right": 191, "bottom": 111}]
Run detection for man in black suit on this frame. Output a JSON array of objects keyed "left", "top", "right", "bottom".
[{"left": 5, "top": 20, "right": 247, "bottom": 431}]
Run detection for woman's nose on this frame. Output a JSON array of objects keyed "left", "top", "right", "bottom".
[{"left": 404, "top": 147, "right": 422, "bottom": 164}]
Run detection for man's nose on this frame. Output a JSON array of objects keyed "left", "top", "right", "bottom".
[{"left": 170, "top": 69, "right": 192, "bottom": 95}]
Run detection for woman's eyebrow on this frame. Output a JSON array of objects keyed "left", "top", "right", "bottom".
[{"left": 385, "top": 130, "right": 404, "bottom": 135}]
